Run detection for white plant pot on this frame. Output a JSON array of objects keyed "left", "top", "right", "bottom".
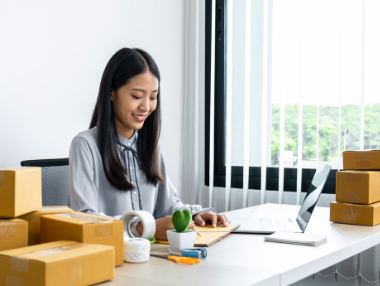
[{"left": 167, "top": 230, "right": 197, "bottom": 249}]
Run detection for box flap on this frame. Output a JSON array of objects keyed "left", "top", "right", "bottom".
[
  {"left": 342, "top": 170, "right": 380, "bottom": 174},
  {"left": 0, "top": 240, "right": 77, "bottom": 256},
  {"left": 0, "top": 240, "right": 113, "bottom": 264},
  {"left": 35, "top": 243, "right": 113, "bottom": 264},
  {"left": 70, "top": 212, "right": 116, "bottom": 221},
  {"left": 42, "top": 212, "right": 114, "bottom": 225},
  {"left": 343, "top": 149, "right": 380, "bottom": 152},
  {"left": 331, "top": 201, "right": 380, "bottom": 208},
  {"left": 34, "top": 206, "right": 73, "bottom": 213},
  {"left": 0, "top": 218, "right": 26, "bottom": 224}
]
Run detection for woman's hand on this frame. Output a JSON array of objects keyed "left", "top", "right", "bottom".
[
  {"left": 136, "top": 216, "right": 196, "bottom": 240},
  {"left": 193, "top": 212, "right": 229, "bottom": 227}
]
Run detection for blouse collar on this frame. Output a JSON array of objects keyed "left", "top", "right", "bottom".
[{"left": 117, "top": 130, "right": 138, "bottom": 147}]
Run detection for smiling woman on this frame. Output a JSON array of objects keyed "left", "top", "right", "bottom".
[
  {"left": 69, "top": 48, "right": 229, "bottom": 240},
  {"left": 89, "top": 48, "right": 163, "bottom": 192}
]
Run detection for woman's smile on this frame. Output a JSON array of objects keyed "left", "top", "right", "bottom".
[{"left": 132, "top": 114, "right": 147, "bottom": 122}]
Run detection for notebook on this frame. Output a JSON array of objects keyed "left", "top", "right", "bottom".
[
  {"left": 264, "top": 232, "right": 327, "bottom": 246},
  {"left": 155, "top": 224, "right": 240, "bottom": 247}
]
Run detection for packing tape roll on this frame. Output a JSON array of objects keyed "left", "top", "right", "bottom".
[
  {"left": 119, "top": 211, "right": 156, "bottom": 240},
  {"left": 123, "top": 238, "right": 150, "bottom": 263}
]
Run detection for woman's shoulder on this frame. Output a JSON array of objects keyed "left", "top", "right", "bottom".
[{"left": 71, "top": 127, "right": 98, "bottom": 150}]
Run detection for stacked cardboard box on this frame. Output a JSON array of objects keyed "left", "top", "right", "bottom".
[
  {"left": 330, "top": 150, "right": 380, "bottom": 226},
  {"left": 19, "top": 206, "right": 75, "bottom": 245},
  {"left": 0, "top": 167, "right": 42, "bottom": 217},
  {"left": 0, "top": 240, "right": 115, "bottom": 286},
  {"left": 40, "top": 212, "right": 124, "bottom": 266},
  {"left": 0, "top": 219, "right": 28, "bottom": 251},
  {"left": 0, "top": 167, "right": 43, "bottom": 251},
  {"left": 0, "top": 167, "right": 118, "bottom": 285}
]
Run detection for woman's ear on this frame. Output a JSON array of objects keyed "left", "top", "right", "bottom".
[{"left": 111, "top": 90, "right": 115, "bottom": 101}]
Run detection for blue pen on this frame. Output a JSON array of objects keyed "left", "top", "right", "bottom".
[{"left": 169, "top": 247, "right": 208, "bottom": 259}]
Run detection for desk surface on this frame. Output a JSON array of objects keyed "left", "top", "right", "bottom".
[{"left": 99, "top": 203, "right": 380, "bottom": 286}]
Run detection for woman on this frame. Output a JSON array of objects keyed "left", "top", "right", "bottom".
[{"left": 69, "top": 48, "right": 228, "bottom": 240}]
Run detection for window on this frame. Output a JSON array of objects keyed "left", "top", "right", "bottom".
[{"left": 205, "top": 0, "right": 380, "bottom": 196}]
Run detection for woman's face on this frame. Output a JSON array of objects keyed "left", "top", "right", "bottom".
[{"left": 111, "top": 70, "right": 159, "bottom": 139}]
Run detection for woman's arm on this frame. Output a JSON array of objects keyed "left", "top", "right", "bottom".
[
  {"left": 147, "top": 148, "right": 228, "bottom": 239},
  {"left": 69, "top": 135, "right": 102, "bottom": 214},
  {"left": 153, "top": 148, "right": 214, "bottom": 219}
]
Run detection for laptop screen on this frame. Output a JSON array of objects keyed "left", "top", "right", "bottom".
[{"left": 296, "top": 163, "right": 332, "bottom": 232}]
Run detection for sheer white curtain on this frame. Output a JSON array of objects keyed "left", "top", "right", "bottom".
[
  {"left": 181, "top": 0, "right": 380, "bottom": 215},
  {"left": 182, "top": 0, "right": 380, "bottom": 211},
  {"left": 179, "top": 0, "right": 205, "bottom": 206},
  {"left": 216, "top": 0, "right": 380, "bottom": 284},
  {"left": 220, "top": 0, "right": 380, "bottom": 211},
  {"left": 181, "top": 0, "right": 380, "bottom": 284}
]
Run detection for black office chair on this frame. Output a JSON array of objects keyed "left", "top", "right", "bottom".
[{"left": 20, "top": 158, "right": 69, "bottom": 206}]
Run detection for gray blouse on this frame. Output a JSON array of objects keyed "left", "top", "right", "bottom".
[{"left": 69, "top": 127, "right": 212, "bottom": 223}]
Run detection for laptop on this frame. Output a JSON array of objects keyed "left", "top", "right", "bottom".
[{"left": 230, "top": 162, "right": 332, "bottom": 234}]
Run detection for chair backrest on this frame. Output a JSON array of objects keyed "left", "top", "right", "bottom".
[{"left": 20, "top": 158, "right": 69, "bottom": 206}]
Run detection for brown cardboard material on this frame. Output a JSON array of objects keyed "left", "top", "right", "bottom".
[
  {"left": 0, "top": 218, "right": 28, "bottom": 251},
  {"left": 330, "top": 201, "right": 380, "bottom": 226},
  {"left": 336, "top": 171, "right": 380, "bottom": 204},
  {"left": 155, "top": 224, "right": 240, "bottom": 247},
  {"left": 343, "top": 150, "right": 380, "bottom": 170},
  {"left": 40, "top": 212, "right": 124, "bottom": 266},
  {"left": 0, "top": 240, "right": 114, "bottom": 286},
  {"left": 0, "top": 167, "right": 42, "bottom": 217},
  {"left": 19, "top": 206, "right": 74, "bottom": 245}
]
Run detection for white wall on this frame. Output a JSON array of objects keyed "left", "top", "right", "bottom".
[{"left": 0, "top": 0, "right": 185, "bottom": 188}]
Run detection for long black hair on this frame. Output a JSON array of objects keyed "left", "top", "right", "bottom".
[{"left": 89, "top": 48, "right": 164, "bottom": 191}]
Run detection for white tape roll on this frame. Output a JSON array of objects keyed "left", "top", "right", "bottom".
[
  {"left": 123, "top": 238, "right": 150, "bottom": 263},
  {"left": 119, "top": 210, "right": 156, "bottom": 240}
]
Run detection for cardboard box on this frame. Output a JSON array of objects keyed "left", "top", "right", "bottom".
[
  {"left": 19, "top": 206, "right": 74, "bottom": 245},
  {"left": 0, "top": 167, "right": 42, "bottom": 217},
  {"left": 343, "top": 150, "right": 380, "bottom": 170},
  {"left": 0, "top": 218, "right": 28, "bottom": 251},
  {"left": 330, "top": 201, "right": 380, "bottom": 226},
  {"left": 0, "top": 240, "right": 114, "bottom": 286},
  {"left": 336, "top": 171, "right": 380, "bottom": 204},
  {"left": 40, "top": 212, "right": 124, "bottom": 266}
]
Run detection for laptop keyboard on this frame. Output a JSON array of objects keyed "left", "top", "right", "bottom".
[{"left": 259, "top": 218, "right": 298, "bottom": 232}]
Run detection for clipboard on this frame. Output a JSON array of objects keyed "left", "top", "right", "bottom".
[{"left": 155, "top": 224, "right": 240, "bottom": 247}]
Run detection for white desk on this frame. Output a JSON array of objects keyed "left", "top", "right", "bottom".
[
  {"left": 100, "top": 203, "right": 380, "bottom": 286},
  {"left": 224, "top": 203, "right": 380, "bottom": 285},
  {"left": 100, "top": 259, "right": 279, "bottom": 286}
]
